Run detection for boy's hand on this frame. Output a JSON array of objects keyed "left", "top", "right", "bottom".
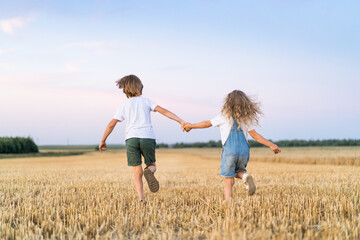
[
  {"left": 184, "top": 123, "right": 192, "bottom": 132},
  {"left": 180, "top": 121, "right": 190, "bottom": 132},
  {"left": 180, "top": 121, "right": 186, "bottom": 131},
  {"left": 270, "top": 144, "right": 281, "bottom": 154},
  {"left": 99, "top": 141, "right": 107, "bottom": 152}
]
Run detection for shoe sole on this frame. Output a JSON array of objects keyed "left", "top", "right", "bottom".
[
  {"left": 144, "top": 168, "right": 159, "bottom": 193},
  {"left": 245, "top": 175, "right": 256, "bottom": 196}
]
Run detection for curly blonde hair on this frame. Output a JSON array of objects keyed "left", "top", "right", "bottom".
[{"left": 221, "top": 90, "right": 262, "bottom": 129}]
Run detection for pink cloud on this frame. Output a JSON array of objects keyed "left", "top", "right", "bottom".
[{"left": 0, "top": 15, "right": 34, "bottom": 34}]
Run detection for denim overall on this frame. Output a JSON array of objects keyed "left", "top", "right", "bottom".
[{"left": 220, "top": 118, "right": 250, "bottom": 177}]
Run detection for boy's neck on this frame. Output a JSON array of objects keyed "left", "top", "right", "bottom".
[{"left": 127, "top": 95, "right": 142, "bottom": 99}]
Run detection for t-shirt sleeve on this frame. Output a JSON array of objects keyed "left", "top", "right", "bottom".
[
  {"left": 113, "top": 103, "right": 125, "bottom": 122},
  {"left": 147, "top": 98, "right": 158, "bottom": 112},
  {"left": 245, "top": 121, "right": 255, "bottom": 132},
  {"left": 210, "top": 114, "right": 225, "bottom": 127},
  {"left": 247, "top": 126, "right": 254, "bottom": 132}
]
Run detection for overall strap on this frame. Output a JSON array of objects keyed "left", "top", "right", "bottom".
[{"left": 231, "top": 117, "right": 240, "bottom": 130}]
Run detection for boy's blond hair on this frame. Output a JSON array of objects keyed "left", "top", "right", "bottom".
[
  {"left": 116, "top": 75, "right": 143, "bottom": 98},
  {"left": 222, "top": 90, "right": 262, "bottom": 129}
]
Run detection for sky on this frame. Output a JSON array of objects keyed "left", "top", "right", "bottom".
[{"left": 1, "top": 0, "right": 359, "bottom": 145}]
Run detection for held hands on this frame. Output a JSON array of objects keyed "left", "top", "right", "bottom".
[
  {"left": 99, "top": 141, "right": 107, "bottom": 152},
  {"left": 180, "top": 121, "right": 192, "bottom": 132},
  {"left": 183, "top": 123, "right": 192, "bottom": 132}
]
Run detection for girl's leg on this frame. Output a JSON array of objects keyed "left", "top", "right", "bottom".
[
  {"left": 133, "top": 165, "right": 145, "bottom": 201},
  {"left": 236, "top": 171, "right": 256, "bottom": 196},
  {"left": 235, "top": 171, "right": 245, "bottom": 179},
  {"left": 224, "top": 177, "right": 235, "bottom": 201}
]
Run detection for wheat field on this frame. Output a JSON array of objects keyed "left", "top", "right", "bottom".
[{"left": 1, "top": 147, "right": 359, "bottom": 239}]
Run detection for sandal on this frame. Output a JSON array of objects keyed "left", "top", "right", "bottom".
[
  {"left": 144, "top": 168, "right": 159, "bottom": 193},
  {"left": 244, "top": 174, "right": 256, "bottom": 196}
]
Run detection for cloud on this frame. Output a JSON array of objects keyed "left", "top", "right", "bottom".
[
  {"left": 0, "top": 61, "right": 10, "bottom": 68},
  {"left": 63, "top": 60, "right": 85, "bottom": 73},
  {"left": 65, "top": 63, "right": 80, "bottom": 73},
  {"left": 0, "top": 16, "right": 33, "bottom": 34},
  {"left": 61, "top": 41, "right": 118, "bottom": 54},
  {"left": 62, "top": 42, "right": 105, "bottom": 49},
  {"left": 0, "top": 47, "right": 18, "bottom": 55}
]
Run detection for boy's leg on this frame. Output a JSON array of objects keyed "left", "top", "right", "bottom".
[
  {"left": 143, "top": 164, "right": 159, "bottom": 193},
  {"left": 146, "top": 162, "right": 156, "bottom": 173},
  {"left": 140, "top": 139, "right": 159, "bottom": 193},
  {"left": 224, "top": 177, "right": 235, "bottom": 201},
  {"left": 126, "top": 138, "right": 145, "bottom": 201},
  {"left": 140, "top": 139, "right": 156, "bottom": 167},
  {"left": 133, "top": 165, "right": 145, "bottom": 201}
]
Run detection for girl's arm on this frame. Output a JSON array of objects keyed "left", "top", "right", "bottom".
[
  {"left": 184, "top": 121, "right": 212, "bottom": 132},
  {"left": 99, "top": 119, "right": 118, "bottom": 152},
  {"left": 155, "top": 105, "right": 185, "bottom": 126},
  {"left": 248, "top": 130, "right": 281, "bottom": 154}
]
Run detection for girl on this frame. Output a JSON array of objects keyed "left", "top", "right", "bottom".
[{"left": 184, "top": 90, "right": 280, "bottom": 200}]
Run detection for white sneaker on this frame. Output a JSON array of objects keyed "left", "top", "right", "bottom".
[{"left": 243, "top": 174, "right": 256, "bottom": 196}]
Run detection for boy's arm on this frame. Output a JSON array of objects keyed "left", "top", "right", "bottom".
[
  {"left": 99, "top": 119, "right": 118, "bottom": 152},
  {"left": 184, "top": 121, "right": 212, "bottom": 132},
  {"left": 154, "top": 105, "right": 185, "bottom": 126},
  {"left": 248, "top": 130, "right": 281, "bottom": 154}
]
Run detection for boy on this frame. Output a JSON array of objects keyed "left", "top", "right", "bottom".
[{"left": 99, "top": 75, "right": 186, "bottom": 203}]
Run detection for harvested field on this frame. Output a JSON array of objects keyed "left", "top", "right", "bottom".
[{"left": 1, "top": 147, "right": 359, "bottom": 239}]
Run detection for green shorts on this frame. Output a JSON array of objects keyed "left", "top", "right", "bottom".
[{"left": 125, "top": 138, "right": 156, "bottom": 166}]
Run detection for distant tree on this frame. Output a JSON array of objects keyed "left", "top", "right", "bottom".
[
  {"left": 0, "top": 137, "right": 39, "bottom": 154},
  {"left": 170, "top": 139, "right": 360, "bottom": 148},
  {"left": 156, "top": 143, "right": 169, "bottom": 149},
  {"left": 92, "top": 139, "right": 360, "bottom": 151}
]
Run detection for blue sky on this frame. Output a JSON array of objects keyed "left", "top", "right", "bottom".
[{"left": 1, "top": 0, "right": 359, "bottom": 145}]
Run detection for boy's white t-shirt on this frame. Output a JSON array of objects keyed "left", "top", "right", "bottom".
[
  {"left": 113, "top": 96, "right": 158, "bottom": 140},
  {"left": 210, "top": 113, "right": 254, "bottom": 145}
]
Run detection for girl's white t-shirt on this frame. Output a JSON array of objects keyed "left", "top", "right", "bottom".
[
  {"left": 210, "top": 113, "right": 254, "bottom": 145},
  {"left": 113, "top": 96, "right": 158, "bottom": 140}
]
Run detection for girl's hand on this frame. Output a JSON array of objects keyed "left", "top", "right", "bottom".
[
  {"left": 270, "top": 144, "right": 281, "bottom": 154},
  {"left": 99, "top": 141, "right": 107, "bottom": 152}
]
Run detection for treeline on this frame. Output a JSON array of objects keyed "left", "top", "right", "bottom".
[
  {"left": 274, "top": 139, "right": 360, "bottom": 147},
  {"left": 172, "top": 141, "right": 221, "bottom": 148},
  {"left": 158, "top": 139, "right": 360, "bottom": 148},
  {"left": 0, "top": 137, "right": 39, "bottom": 154}
]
